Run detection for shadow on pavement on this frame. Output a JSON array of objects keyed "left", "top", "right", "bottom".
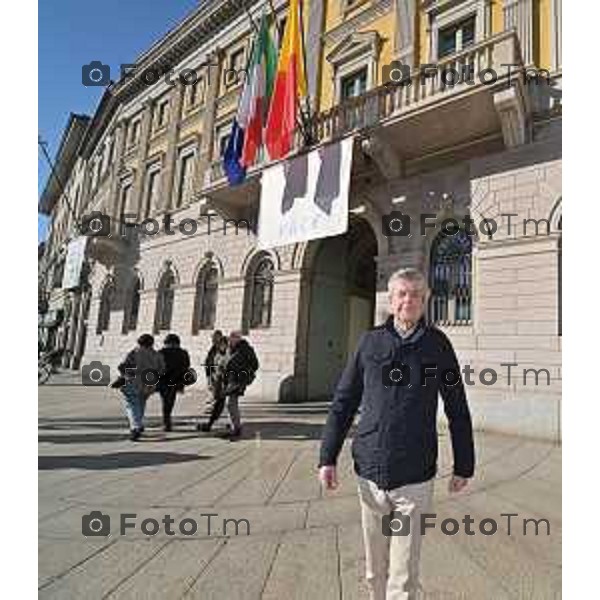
[{"left": 38, "top": 451, "right": 208, "bottom": 471}]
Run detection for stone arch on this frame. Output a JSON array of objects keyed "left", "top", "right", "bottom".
[
  {"left": 153, "top": 260, "right": 180, "bottom": 290},
  {"left": 549, "top": 196, "right": 562, "bottom": 232},
  {"left": 240, "top": 247, "right": 281, "bottom": 276}
]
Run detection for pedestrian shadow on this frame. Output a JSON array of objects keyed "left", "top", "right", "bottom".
[{"left": 38, "top": 451, "right": 208, "bottom": 471}]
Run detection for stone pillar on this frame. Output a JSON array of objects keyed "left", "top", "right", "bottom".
[
  {"left": 393, "top": 0, "right": 417, "bottom": 67},
  {"left": 551, "top": 0, "right": 562, "bottom": 72},
  {"left": 160, "top": 81, "right": 186, "bottom": 214},
  {"left": 61, "top": 292, "right": 80, "bottom": 367},
  {"left": 305, "top": 0, "right": 325, "bottom": 110},
  {"left": 71, "top": 288, "right": 91, "bottom": 369},
  {"left": 131, "top": 100, "right": 155, "bottom": 219},
  {"left": 197, "top": 49, "right": 224, "bottom": 187},
  {"left": 108, "top": 121, "right": 128, "bottom": 217}
]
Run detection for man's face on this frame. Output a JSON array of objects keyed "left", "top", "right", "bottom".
[
  {"left": 229, "top": 333, "right": 241, "bottom": 348},
  {"left": 389, "top": 279, "right": 428, "bottom": 324},
  {"left": 212, "top": 332, "right": 223, "bottom": 345}
]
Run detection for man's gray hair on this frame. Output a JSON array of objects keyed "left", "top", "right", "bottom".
[{"left": 387, "top": 268, "right": 428, "bottom": 295}]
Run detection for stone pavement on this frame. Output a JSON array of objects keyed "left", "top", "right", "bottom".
[{"left": 39, "top": 380, "right": 561, "bottom": 599}]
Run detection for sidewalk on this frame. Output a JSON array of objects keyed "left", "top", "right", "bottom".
[{"left": 39, "top": 383, "right": 561, "bottom": 599}]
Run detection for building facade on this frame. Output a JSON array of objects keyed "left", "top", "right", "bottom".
[{"left": 39, "top": 0, "right": 562, "bottom": 439}]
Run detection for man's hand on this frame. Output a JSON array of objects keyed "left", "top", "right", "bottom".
[
  {"left": 318, "top": 465, "right": 338, "bottom": 491},
  {"left": 448, "top": 475, "right": 469, "bottom": 493}
]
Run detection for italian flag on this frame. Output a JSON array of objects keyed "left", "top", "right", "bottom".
[
  {"left": 223, "top": 11, "right": 276, "bottom": 185},
  {"left": 264, "top": 0, "right": 307, "bottom": 161}
]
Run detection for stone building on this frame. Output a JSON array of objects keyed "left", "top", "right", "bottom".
[{"left": 39, "top": 0, "right": 562, "bottom": 439}]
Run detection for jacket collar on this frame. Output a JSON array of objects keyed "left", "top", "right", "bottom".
[{"left": 384, "top": 315, "right": 427, "bottom": 345}]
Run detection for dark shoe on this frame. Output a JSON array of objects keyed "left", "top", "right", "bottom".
[
  {"left": 163, "top": 422, "right": 172, "bottom": 432},
  {"left": 139, "top": 426, "right": 145, "bottom": 433},
  {"left": 198, "top": 423, "right": 212, "bottom": 433},
  {"left": 130, "top": 429, "right": 141, "bottom": 441},
  {"left": 228, "top": 428, "right": 242, "bottom": 441}
]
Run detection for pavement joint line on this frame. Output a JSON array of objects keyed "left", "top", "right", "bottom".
[
  {"left": 264, "top": 446, "right": 308, "bottom": 505},
  {"left": 206, "top": 444, "right": 300, "bottom": 507},
  {"left": 156, "top": 444, "right": 254, "bottom": 502},
  {"left": 258, "top": 532, "right": 284, "bottom": 600},
  {"left": 101, "top": 538, "right": 174, "bottom": 599},
  {"left": 335, "top": 524, "right": 343, "bottom": 600},
  {"left": 179, "top": 537, "right": 230, "bottom": 598},
  {"left": 38, "top": 536, "right": 119, "bottom": 592}
]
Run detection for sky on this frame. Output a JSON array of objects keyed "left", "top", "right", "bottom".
[{"left": 38, "top": 0, "right": 200, "bottom": 242}]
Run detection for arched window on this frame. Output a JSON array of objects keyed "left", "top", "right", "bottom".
[
  {"left": 429, "top": 229, "right": 472, "bottom": 325},
  {"left": 247, "top": 255, "right": 274, "bottom": 329},
  {"left": 96, "top": 281, "right": 114, "bottom": 334},
  {"left": 154, "top": 269, "right": 176, "bottom": 333},
  {"left": 192, "top": 263, "right": 219, "bottom": 334},
  {"left": 122, "top": 276, "right": 141, "bottom": 334}
]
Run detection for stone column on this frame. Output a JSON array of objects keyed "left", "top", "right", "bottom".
[
  {"left": 131, "top": 99, "right": 155, "bottom": 219},
  {"left": 62, "top": 292, "right": 81, "bottom": 367},
  {"left": 393, "top": 0, "right": 417, "bottom": 67},
  {"left": 108, "top": 120, "right": 128, "bottom": 218},
  {"left": 160, "top": 81, "right": 186, "bottom": 214},
  {"left": 197, "top": 49, "right": 224, "bottom": 188},
  {"left": 305, "top": 0, "right": 326, "bottom": 111},
  {"left": 551, "top": 0, "right": 562, "bottom": 72}
]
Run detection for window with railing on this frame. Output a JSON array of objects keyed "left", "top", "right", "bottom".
[
  {"left": 438, "top": 15, "right": 476, "bottom": 58},
  {"left": 429, "top": 229, "right": 473, "bottom": 325}
]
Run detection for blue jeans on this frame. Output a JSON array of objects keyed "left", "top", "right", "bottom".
[{"left": 122, "top": 382, "right": 147, "bottom": 431}]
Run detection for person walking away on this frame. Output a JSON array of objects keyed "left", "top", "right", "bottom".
[
  {"left": 118, "top": 334, "right": 165, "bottom": 441},
  {"left": 198, "top": 330, "right": 224, "bottom": 425},
  {"left": 318, "top": 268, "right": 475, "bottom": 600},
  {"left": 158, "top": 334, "right": 191, "bottom": 431},
  {"left": 199, "top": 335, "right": 229, "bottom": 433},
  {"left": 220, "top": 331, "right": 259, "bottom": 440}
]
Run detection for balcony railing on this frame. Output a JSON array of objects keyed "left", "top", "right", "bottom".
[{"left": 207, "top": 30, "right": 523, "bottom": 187}]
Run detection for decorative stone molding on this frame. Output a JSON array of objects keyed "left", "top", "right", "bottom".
[
  {"left": 493, "top": 86, "right": 527, "bottom": 148},
  {"left": 361, "top": 135, "right": 403, "bottom": 180},
  {"left": 323, "top": 0, "right": 393, "bottom": 46}
]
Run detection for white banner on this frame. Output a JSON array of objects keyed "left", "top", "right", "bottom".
[
  {"left": 62, "top": 237, "right": 88, "bottom": 289},
  {"left": 257, "top": 136, "right": 354, "bottom": 249}
]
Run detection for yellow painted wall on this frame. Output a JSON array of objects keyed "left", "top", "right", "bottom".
[{"left": 536, "top": 0, "right": 551, "bottom": 70}]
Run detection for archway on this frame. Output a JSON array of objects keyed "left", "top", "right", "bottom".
[{"left": 300, "top": 217, "right": 378, "bottom": 400}]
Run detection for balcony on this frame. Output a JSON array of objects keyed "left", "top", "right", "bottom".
[
  {"left": 82, "top": 211, "right": 137, "bottom": 265},
  {"left": 204, "top": 30, "right": 527, "bottom": 195}
]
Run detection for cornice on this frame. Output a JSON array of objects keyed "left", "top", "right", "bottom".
[{"left": 323, "top": 0, "right": 393, "bottom": 46}]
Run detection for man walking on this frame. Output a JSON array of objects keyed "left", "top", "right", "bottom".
[
  {"left": 158, "top": 334, "right": 191, "bottom": 431},
  {"left": 318, "top": 268, "right": 475, "bottom": 600},
  {"left": 202, "top": 331, "right": 259, "bottom": 440}
]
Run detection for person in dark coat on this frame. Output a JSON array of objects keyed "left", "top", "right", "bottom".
[
  {"left": 318, "top": 268, "right": 475, "bottom": 600},
  {"left": 157, "top": 334, "right": 191, "bottom": 431},
  {"left": 201, "top": 331, "right": 259, "bottom": 440},
  {"left": 196, "top": 330, "right": 225, "bottom": 429}
]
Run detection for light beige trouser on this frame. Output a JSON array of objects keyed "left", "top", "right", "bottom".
[{"left": 357, "top": 476, "right": 434, "bottom": 600}]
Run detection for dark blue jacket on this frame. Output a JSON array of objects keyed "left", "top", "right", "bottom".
[{"left": 318, "top": 317, "right": 475, "bottom": 490}]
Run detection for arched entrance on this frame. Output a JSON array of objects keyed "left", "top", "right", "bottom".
[{"left": 299, "top": 217, "right": 378, "bottom": 400}]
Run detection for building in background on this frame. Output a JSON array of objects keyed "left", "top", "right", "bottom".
[{"left": 39, "top": 0, "right": 562, "bottom": 439}]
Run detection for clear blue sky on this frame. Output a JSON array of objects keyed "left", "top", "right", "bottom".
[{"left": 38, "top": 0, "right": 200, "bottom": 242}]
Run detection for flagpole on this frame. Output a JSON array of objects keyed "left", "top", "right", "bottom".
[
  {"left": 266, "top": 0, "right": 310, "bottom": 146},
  {"left": 297, "top": 0, "right": 314, "bottom": 145}
]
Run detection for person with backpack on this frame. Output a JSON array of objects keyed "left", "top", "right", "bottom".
[
  {"left": 157, "top": 334, "right": 191, "bottom": 431},
  {"left": 117, "top": 334, "right": 165, "bottom": 441}
]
